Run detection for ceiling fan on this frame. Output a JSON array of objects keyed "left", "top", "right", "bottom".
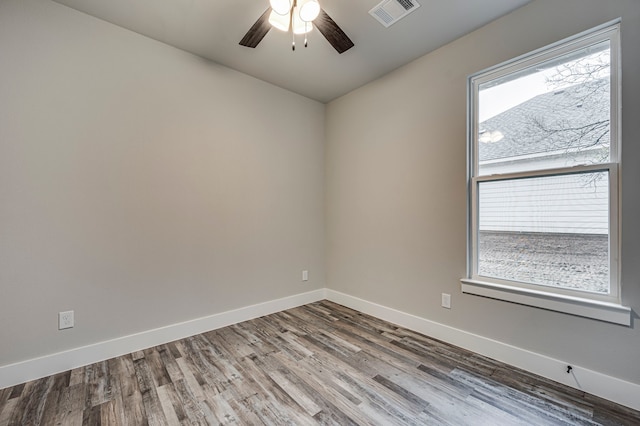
[{"left": 239, "top": 0, "right": 354, "bottom": 54}]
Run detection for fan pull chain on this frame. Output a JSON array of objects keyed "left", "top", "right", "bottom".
[
  {"left": 304, "top": 22, "right": 309, "bottom": 47},
  {"left": 290, "top": 3, "right": 295, "bottom": 51}
]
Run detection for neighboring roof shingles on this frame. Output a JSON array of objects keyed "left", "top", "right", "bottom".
[{"left": 479, "top": 78, "right": 609, "bottom": 162}]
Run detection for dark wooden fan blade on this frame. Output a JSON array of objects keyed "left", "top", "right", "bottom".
[
  {"left": 314, "top": 9, "right": 354, "bottom": 54},
  {"left": 240, "top": 8, "right": 271, "bottom": 48}
]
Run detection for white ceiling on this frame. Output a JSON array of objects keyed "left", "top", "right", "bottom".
[{"left": 51, "top": 0, "right": 532, "bottom": 103}]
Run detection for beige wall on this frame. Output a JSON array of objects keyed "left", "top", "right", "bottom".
[
  {"left": 2, "top": 0, "right": 639, "bottom": 390},
  {"left": 326, "top": 0, "right": 640, "bottom": 384},
  {"left": 0, "top": 0, "right": 325, "bottom": 365}
]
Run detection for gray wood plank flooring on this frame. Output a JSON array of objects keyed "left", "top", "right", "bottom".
[{"left": 1, "top": 301, "right": 639, "bottom": 425}]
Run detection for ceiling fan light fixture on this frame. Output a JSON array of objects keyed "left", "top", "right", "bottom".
[
  {"left": 292, "top": 6, "right": 314, "bottom": 34},
  {"left": 298, "top": 0, "right": 320, "bottom": 22},
  {"left": 268, "top": 9, "right": 290, "bottom": 31},
  {"left": 239, "top": 0, "right": 354, "bottom": 54},
  {"left": 269, "top": 0, "right": 292, "bottom": 15}
]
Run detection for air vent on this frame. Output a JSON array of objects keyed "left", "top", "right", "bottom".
[{"left": 369, "top": 0, "right": 420, "bottom": 28}]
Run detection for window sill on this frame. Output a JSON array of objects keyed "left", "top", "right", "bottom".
[{"left": 460, "top": 278, "right": 631, "bottom": 326}]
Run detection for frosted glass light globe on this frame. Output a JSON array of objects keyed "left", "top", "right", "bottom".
[
  {"left": 270, "top": 0, "right": 292, "bottom": 15},
  {"left": 269, "top": 9, "right": 290, "bottom": 31},
  {"left": 298, "top": 0, "right": 320, "bottom": 22}
]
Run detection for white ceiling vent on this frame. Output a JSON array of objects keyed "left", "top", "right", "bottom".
[{"left": 369, "top": 0, "right": 421, "bottom": 28}]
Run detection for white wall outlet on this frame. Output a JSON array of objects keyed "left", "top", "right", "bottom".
[
  {"left": 302, "top": 270, "right": 309, "bottom": 281},
  {"left": 441, "top": 293, "right": 451, "bottom": 309},
  {"left": 58, "top": 310, "right": 74, "bottom": 330}
]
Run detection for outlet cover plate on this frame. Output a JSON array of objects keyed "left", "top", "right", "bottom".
[
  {"left": 441, "top": 293, "right": 451, "bottom": 309},
  {"left": 59, "top": 310, "right": 74, "bottom": 330}
]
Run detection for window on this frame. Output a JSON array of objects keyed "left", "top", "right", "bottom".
[{"left": 462, "top": 21, "right": 630, "bottom": 325}]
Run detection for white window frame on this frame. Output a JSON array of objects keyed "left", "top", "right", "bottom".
[{"left": 461, "top": 20, "right": 631, "bottom": 326}]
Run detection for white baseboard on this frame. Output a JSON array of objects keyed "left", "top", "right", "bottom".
[
  {"left": 325, "top": 289, "right": 640, "bottom": 412},
  {"left": 2, "top": 287, "right": 638, "bottom": 412},
  {"left": 0, "top": 289, "right": 326, "bottom": 390}
]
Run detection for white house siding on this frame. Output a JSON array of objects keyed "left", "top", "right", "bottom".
[{"left": 478, "top": 171, "right": 608, "bottom": 234}]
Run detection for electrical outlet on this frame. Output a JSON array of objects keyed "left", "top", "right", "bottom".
[
  {"left": 59, "top": 310, "right": 74, "bottom": 330},
  {"left": 302, "top": 270, "right": 309, "bottom": 282},
  {"left": 441, "top": 293, "right": 451, "bottom": 309}
]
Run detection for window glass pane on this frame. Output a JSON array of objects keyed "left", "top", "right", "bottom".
[
  {"left": 478, "top": 41, "right": 610, "bottom": 176},
  {"left": 477, "top": 171, "right": 609, "bottom": 294}
]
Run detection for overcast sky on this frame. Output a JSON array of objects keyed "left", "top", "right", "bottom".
[{"left": 479, "top": 51, "right": 609, "bottom": 122}]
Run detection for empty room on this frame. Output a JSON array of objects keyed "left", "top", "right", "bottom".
[{"left": 1, "top": 0, "right": 639, "bottom": 424}]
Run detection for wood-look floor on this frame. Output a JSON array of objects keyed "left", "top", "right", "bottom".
[{"left": 1, "top": 301, "right": 639, "bottom": 425}]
